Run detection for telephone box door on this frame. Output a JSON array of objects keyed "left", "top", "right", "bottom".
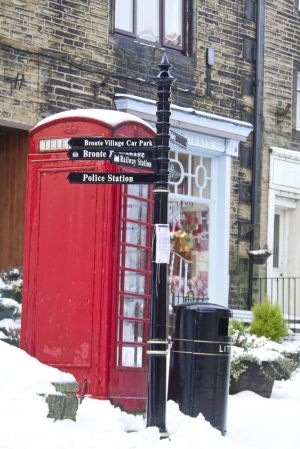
[{"left": 108, "top": 182, "right": 153, "bottom": 410}]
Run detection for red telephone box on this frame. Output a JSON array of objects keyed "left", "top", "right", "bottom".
[{"left": 20, "top": 109, "right": 155, "bottom": 410}]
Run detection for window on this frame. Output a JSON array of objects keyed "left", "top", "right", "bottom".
[
  {"left": 117, "top": 184, "right": 152, "bottom": 368},
  {"left": 168, "top": 149, "right": 213, "bottom": 302},
  {"left": 296, "top": 73, "right": 300, "bottom": 130},
  {"left": 114, "top": 0, "right": 185, "bottom": 50}
]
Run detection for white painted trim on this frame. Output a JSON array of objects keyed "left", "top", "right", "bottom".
[
  {"left": 267, "top": 188, "right": 275, "bottom": 277},
  {"left": 270, "top": 146, "right": 300, "bottom": 162},
  {"left": 225, "top": 139, "right": 239, "bottom": 156},
  {"left": 270, "top": 152, "right": 300, "bottom": 195},
  {"left": 114, "top": 94, "right": 251, "bottom": 307},
  {"left": 232, "top": 309, "right": 253, "bottom": 322},
  {"left": 114, "top": 94, "right": 253, "bottom": 142},
  {"left": 212, "top": 154, "right": 232, "bottom": 306},
  {"left": 268, "top": 147, "right": 300, "bottom": 277},
  {"left": 275, "top": 197, "right": 297, "bottom": 209}
]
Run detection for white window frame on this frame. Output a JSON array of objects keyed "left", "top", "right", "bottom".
[
  {"left": 114, "top": 94, "right": 253, "bottom": 306},
  {"left": 169, "top": 146, "right": 214, "bottom": 300},
  {"left": 168, "top": 140, "right": 230, "bottom": 306}
]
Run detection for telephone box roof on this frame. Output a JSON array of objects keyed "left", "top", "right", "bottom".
[{"left": 31, "top": 109, "right": 155, "bottom": 134}]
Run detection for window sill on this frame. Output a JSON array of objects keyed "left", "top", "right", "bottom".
[{"left": 111, "top": 32, "right": 190, "bottom": 58}]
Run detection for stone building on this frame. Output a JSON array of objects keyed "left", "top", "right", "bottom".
[
  {"left": 1, "top": 0, "right": 277, "bottom": 312},
  {"left": 255, "top": 0, "right": 300, "bottom": 321}
]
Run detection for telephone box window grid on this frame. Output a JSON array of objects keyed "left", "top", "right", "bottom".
[{"left": 117, "top": 184, "right": 152, "bottom": 368}]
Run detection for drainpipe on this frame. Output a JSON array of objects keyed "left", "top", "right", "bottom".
[{"left": 248, "top": 0, "right": 265, "bottom": 309}]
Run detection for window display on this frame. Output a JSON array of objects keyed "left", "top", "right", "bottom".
[{"left": 169, "top": 200, "right": 209, "bottom": 300}]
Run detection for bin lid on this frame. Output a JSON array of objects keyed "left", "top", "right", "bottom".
[{"left": 174, "top": 302, "right": 232, "bottom": 315}]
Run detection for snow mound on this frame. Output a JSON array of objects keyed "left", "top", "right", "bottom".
[
  {"left": 0, "top": 340, "right": 75, "bottom": 394},
  {"left": 0, "top": 342, "right": 300, "bottom": 449}
]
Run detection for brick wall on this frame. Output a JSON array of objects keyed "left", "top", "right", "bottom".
[
  {"left": 0, "top": 0, "right": 259, "bottom": 305},
  {"left": 1, "top": 1, "right": 256, "bottom": 124},
  {"left": 259, "top": 0, "right": 300, "bottom": 251}
]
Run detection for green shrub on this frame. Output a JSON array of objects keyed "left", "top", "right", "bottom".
[
  {"left": 229, "top": 319, "right": 245, "bottom": 336},
  {"left": 230, "top": 358, "right": 250, "bottom": 382},
  {"left": 250, "top": 299, "right": 288, "bottom": 342},
  {"left": 273, "top": 356, "right": 298, "bottom": 380}
]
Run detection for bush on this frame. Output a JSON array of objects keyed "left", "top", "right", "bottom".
[
  {"left": 273, "top": 356, "right": 299, "bottom": 380},
  {"left": 250, "top": 299, "right": 288, "bottom": 343},
  {"left": 229, "top": 319, "right": 245, "bottom": 336}
]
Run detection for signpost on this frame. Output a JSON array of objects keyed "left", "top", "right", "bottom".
[
  {"left": 110, "top": 152, "right": 154, "bottom": 170},
  {"left": 170, "top": 129, "right": 187, "bottom": 149},
  {"left": 68, "top": 136, "right": 155, "bottom": 149},
  {"left": 67, "top": 172, "right": 156, "bottom": 184},
  {"left": 146, "top": 54, "right": 175, "bottom": 439},
  {"left": 68, "top": 149, "right": 110, "bottom": 160},
  {"left": 67, "top": 54, "right": 175, "bottom": 438},
  {"left": 68, "top": 148, "right": 155, "bottom": 170}
]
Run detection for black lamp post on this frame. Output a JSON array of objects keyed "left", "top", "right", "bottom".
[{"left": 146, "top": 54, "right": 175, "bottom": 437}]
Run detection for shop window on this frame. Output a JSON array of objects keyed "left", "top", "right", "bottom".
[
  {"left": 117, "top": 185, "right": 152, "bottom": 368},
  {"left": 168, "top": 149, "right": 212, "bottom": 302},
  {"left": 169, "top": 151, "right": 212, "bottom": 199},
  {"left": 114, "top": 0, "right": 186, "bottom": 50},
  {"left": 169, "top": 200, "right": 209, "bottom": 301}
]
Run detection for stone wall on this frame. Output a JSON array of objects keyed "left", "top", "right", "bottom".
[
  {"left": 0, "top": 0, "right": 260, "bottom": 306},
  {"left": 260, "top": 0, "right": 300, "bottom": 248}
]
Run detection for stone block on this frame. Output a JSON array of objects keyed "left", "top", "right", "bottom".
[{"left": 41, "top": 381, "right": 79, "bottom": 421}]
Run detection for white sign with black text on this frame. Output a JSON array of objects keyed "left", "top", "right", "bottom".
[{"left": 155, "top": 224, "right": 171, "bottom": 264}]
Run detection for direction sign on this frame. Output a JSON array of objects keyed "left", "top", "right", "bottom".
[
  {"left": 69, "top": 137, "right": 155, "bottom": 150},
  {"left": 68, "top": 149, "right": 110, "bottom": 160},
  {"left": 68, "top": 172, "right": 157, "bottom": 184},
  {"left": 170, "top": 129, "right": 187, "bottom": 149},
  {"left": 110, "top": 152, "right": 155, "bottom": 170},
  {"left": 68, "top": 148, "right": 155, "bottom": 170}
]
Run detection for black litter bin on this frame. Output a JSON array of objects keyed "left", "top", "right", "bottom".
[{"left": 168, "top": 303, "right": 232, "bottom": 435}]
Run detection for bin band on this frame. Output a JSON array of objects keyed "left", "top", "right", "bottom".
[
  {"left": 173, "top": 338, "right": 232, "bottom": 345},
  {"left": 171, "top": 339, "right": 231, "bottom": 356},
  {"left": 148, "top": 339, "right": 169, "bottom": 344},
  {"left": 147, "top": 339, "right": 169, "bottom": 356},
  {"left": 172, "top": 350, "right": 231, "bottom": 357},
  {"left": 147, "top": 350, "right": 169, "bottom": 356}
]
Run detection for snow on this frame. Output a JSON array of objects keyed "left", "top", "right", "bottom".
[
  {"left": 0, "top": 277, "right": 6, "bottom": 289},
  {"left": 248, "top": 249, "right": 272, "bottom": 255},
  {"left": 231, "top": 343, "right": 284, "bottom": 363},
  {"left": 230, "top": 333, "right": 300, "bottom": 363},
  {"left": 0, "top": 296, "right": 21, "bottom": 310},
  {"left": 115, "top": 94, "right": 253, "bottom": 128},
  {"left": 0, "top": 297, "right": 21, "bottom": 340},
  {"left": 0, "top": 318, "right": 21, "bottom": 333},
  {"left": 1, "top": 340, "right": 300, "bottom": 449},
  {"left": 32, "top": 109, "right": 155, "bottom": 132}
]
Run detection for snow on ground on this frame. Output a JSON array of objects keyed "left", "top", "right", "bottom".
[{"left": 0, "top": 340, "right": 300, "bottom": 449}]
